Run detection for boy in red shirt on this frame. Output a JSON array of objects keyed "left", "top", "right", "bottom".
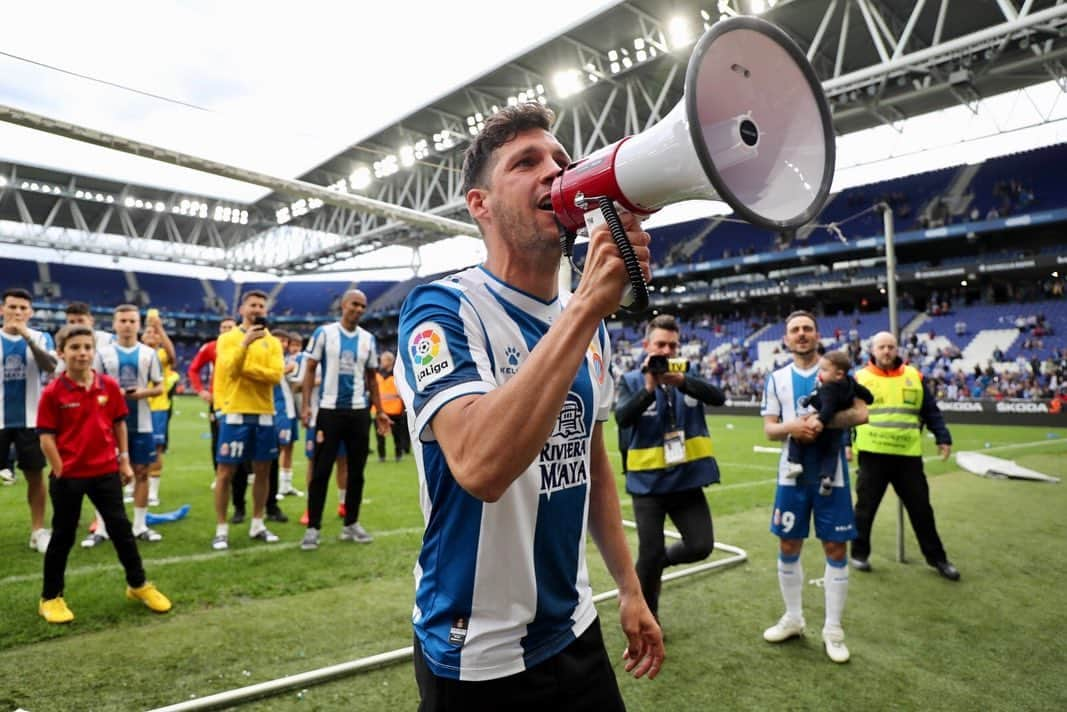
[{"left": 36, "top": 325, "right": 172, "bottom": 623}]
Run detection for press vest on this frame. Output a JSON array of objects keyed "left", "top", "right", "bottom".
[
  {"left": 854, "top": 363, "right": 923, "bottom": 457},
  {"left": 621, "top": 370, "right": 720, "bottom": 495}
]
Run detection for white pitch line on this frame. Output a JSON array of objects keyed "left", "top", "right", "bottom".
[{"left": 0, "top": 526, "right": 424, "bottom": 587}]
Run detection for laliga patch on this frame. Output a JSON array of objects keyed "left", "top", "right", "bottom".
[{"left": 408, "top": 322, "right": 454, "bottom": 391}]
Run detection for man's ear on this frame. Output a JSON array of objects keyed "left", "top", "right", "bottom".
[{"left": 466, "top": 187, "right": 490, "bottom": 225}]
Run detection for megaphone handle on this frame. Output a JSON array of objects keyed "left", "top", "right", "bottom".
[{"left": 589, "top": 197, "right": 649, "bottom": 312}]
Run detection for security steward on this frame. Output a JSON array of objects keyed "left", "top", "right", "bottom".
[
  {"left": 615, "top": 314, "right": 726, "bottom": 621},
  {"left": 373, "top": 351, "right": 410, "bottom": 461},
  {"left": 850, "top": 331, "right": 960, "bottom": 581}
]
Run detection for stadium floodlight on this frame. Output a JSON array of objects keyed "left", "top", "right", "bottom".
[
  {"left": 0, "top": 175, "right": 6, "bottom": 188},
  {"left": 291, "top": 199, "right": 308, "bottom": 218},
  {"left": 373, "top": 155, "right": 399, "bottom": 178},
  {"left": 432, "top": 132, "right": 456, "bottom": 152},
  {"left": 349, "top": 166, "right": 372, "bottom": 190},
  {"left": 399, "top": 145, "right": 415, "bottom": 167},
  {"left": 552, "top": 69, "right": 583, "bottom": 99},
  {"left": 413, "top": 139, "right": 429, "bottom": 160},
  {"left": 276, "top": 207, "right": 291, "bottom": 225},
  {"left": 154, "top": 201, "right": 165, "bottom": 212},
  {"left": 668, "top": 16, "right": 694, "bottom": 49}
]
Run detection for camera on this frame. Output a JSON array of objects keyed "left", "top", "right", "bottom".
[
  {"left": 643, "top": 355, "right": 689, "bottom": 375},
  {"left": 252, "top": 315, "right": 269, "bottom": 329}
]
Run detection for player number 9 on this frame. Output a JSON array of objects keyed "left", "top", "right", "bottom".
[{"left": 781, "top": 511, "right": 796, "bottom": 534}]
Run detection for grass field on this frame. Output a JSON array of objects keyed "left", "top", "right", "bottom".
[{"left": 1, "top": 400, "right": 1065, "bottom": 711}]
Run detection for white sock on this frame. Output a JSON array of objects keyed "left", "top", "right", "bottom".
[
  {"left": 778, "top": 552, "right": 804, "bottom": 621},
  {"left": 338, "top": 488, "right": 346, "bottom": 502},
  {"left": 95, "top": 510, "right": 109, "bottom": 538},
  {"left": 149, "top": 476, "right": 160, "bottom": 501},
  {"left": 281, "top": 468, "right": 293, "bottom": 489},
  {"left": 824, "top": 558, "right": 849, "bottom": 630},
  {"left": 250, "top": 517, "right": 265, "bottom": 535},
  {"left": 133, "top": 507, "right": 147, "bottom": 533},
  {"left": 215, "top": 523, "right": 228, "bottom": 538}
]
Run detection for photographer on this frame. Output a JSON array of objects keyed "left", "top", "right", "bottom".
[{"left": 615, "top": 314, "right": 725, "bottom": 625}]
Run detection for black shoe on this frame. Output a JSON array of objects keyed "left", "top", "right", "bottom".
[
  {"left": 266, "top": 510, "right": 289, "bottom": 523},
  {"left": 850, "top": 557, "right": 872, "bottom": 572},
  {"left": 933, "top": 561, "right": 960, "bottom": 581},
  {"left": 230, "top": 509, "right": 246, "bottom": 524}
]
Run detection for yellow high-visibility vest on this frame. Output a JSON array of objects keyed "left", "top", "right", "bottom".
[{"left": 854, "top": 363, "right": 923, "bottom": 457}]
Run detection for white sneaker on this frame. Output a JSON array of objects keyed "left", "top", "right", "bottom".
[
  {"left": 249, "top": 527, "right": 279, "bottom": 543},
  {"left": 279, "top": 486, "right": 304, "bottom": 498},
  {"left": 134, "top": 528, "right": 163, "bottom": 542},
  {"left": 148, "top": 496, "right": 160, "bottom": 507},
  {"left": 301, "top": 528, "right": 320, "bottom": 551},
  {"left": 211, "top": 534, "right": 229, "bottom": 551},
  {"left": 29, "top": 529, "right": 51, "bottom": 554},
  {"left": 81, "top": 533, "right": 109, "bottom": 548},
  {"left": 763, "top": 614, "right": 805, "bottom": 643},
  {"left": 784, "top": 462, "right": 804, "bottom": 479},
  {"left": 339, "top": 522, "right": 374, "bottom": 543},
  {"left": 0, "top": 468, "right": 15, "bottom": 485},
  {"left": 823, "top": 626, "right": 850, "bottom": 663}
]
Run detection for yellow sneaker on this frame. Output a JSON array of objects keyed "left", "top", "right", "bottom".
[
  {"left": 39, "top": 597, "right": 74, "bottom": 624},
  {"left": 126, "top": 582, "right": 172, "bottom": 613}
]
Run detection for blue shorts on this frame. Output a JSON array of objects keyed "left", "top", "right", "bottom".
[
  {"left": 305, "top": 426, "right": 345, "bottom": 459},
  {"left": 129, "top": 432, "right": 157, "bottom": 466},
  {"left": 217, "top": 414, "right": 279, "bottom": 464},
  {"left": 275, "top": 414, "right": 299, "bottom": 447},
  {"left": 151, "top": 411, "right": 170, "bottom": 448},
  {"left": 769, "top": 456, "right": 856, "bottom": 542}
]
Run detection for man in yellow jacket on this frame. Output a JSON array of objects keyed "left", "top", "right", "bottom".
[
  {"left": 211, "top": 290, "right": 284, "bottom": 551},
  {"left": 851, "top": 331, "right": 959, "bottom": 581}
]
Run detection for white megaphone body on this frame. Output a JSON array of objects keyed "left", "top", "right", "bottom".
[{"left": 551, "top": 16, "right": 835, "bottom": 311}]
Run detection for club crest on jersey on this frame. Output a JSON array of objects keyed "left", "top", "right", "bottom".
[
  {"left": 338, "top": 349, "right": 357, "bottom": 374},
  {"left": 409, "top": 322, "right": 453, "bottom": 391},
  {"left": 4, "top": 354, "right": 26, "bottom": 380},
  {"left": 552, "top": 394, "right": 586, "bottom": 440}
]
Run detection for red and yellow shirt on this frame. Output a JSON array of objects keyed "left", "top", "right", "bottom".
[{"left": 37, "top": 371, "right": 129, "bottom": 478}]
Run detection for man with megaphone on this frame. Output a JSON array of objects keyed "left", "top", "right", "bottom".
[{"left": 396, "top": 103, "right": 662, "bottom": 711}]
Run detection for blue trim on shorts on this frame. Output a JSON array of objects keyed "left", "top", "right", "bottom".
[{"left": 129, "top": 432, "right": 157, "bottom": 465}]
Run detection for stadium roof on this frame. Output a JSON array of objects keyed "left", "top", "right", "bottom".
[{"left": 1, "top": 0, "right": 1065, "bottom": 275}]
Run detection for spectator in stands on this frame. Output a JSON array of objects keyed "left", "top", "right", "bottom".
[
  {"left": 373, "top": 351, "right": 409, "bottom": 462},
  {"left": 761, "top": 311, "right": 868, "bottom": 664},
  {"left": 210, "top": 290, "right": 284, "bottom": 551},
  {"left": 2, "top": 287, "right": 57, "bottom": 552},
  {"left": 396, "top": 103, "right": 661, "bottom": 706},
  {"left": 954, "top": 319, "right": 967, "bottom": 336},
  {"left": 614, "top": 314, "right": 725, "bottom": 626},
  {"left": 851, "top": 331, "right": 960, "bottom": 581},
  {"left": 299, "top": 289, "right": 390, "bottom": 550},
  {"left": 36, "top": 324, "right": 171, "bottom": 624},
  {"left": 90, "top": 305, "right": 163, "bottom": 546}
]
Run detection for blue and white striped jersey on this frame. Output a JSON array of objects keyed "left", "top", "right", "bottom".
[
  {"left": 273, "top": 371, "right": 296, "bottom": 420},
  {"left": 0, "top": 328, "right": 55, "bottom": 429},
  {"left": 305, "top": 323, "right": 378, "bottom": 410},
  {"left": 97, "top": 342, "right": 161, "bottom": 434},
  {"left": 762, "top": 361, "right": 846, "bottom": 485},
  {"left": 395, "top": 266, "right": 613, "bottom": 682}
]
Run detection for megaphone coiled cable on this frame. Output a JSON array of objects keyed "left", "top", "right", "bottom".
[{"left": 595, "top": 197, "right": 650, "bottom": 312}]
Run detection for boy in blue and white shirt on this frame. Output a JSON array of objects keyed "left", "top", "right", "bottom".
[
  {"left": 1, "top": 287, "right": 57, "bottom": 552},
  {"left": 760, "top": 311, "right": 868, "bottom": 665},
  {"left": 92, "top": 305, "right": 162, "bottom": 545},
  {"left": 395, "top": 104, "right": 660, "bottom": 708}
]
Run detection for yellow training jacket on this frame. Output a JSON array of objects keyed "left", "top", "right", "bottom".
[{"left": 214, "top": 327, "right": 283, "bottom": 415}]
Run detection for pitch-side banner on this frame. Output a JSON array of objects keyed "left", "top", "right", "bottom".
[{"left": 718, "top": 399, "right": 1067, "bottom": 426}]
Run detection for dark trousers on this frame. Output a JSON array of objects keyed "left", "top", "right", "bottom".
[
  {"left": 43, "top": 473, "right": 146, "bottom": 599},
  {"left": 853, "top": 451, "right": 948, "bottom": 565},
  {"left": 230, "top": 460, "right": 281, "bottom": 515},
  {"left": 787, "top": 429, "right": 843, "bottom": 478},
  {"left": 632, "top": 487, "right": 715, "bottom": 616},
  {"left": 413, "top": 618, "right": 625, "bottom": 712},
  {"left": 209, "top": 409, "right": 219, "bottom": 468},
  {"left": 376, "top": 412, "right": 410, "bottom": 460},
  {"left": 308, "top": 408, "right": 369, "bottom": 529}
]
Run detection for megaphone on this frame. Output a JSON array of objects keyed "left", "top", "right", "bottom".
[{"left": 551, "top": 16, "right": 835, "bottom": 311}]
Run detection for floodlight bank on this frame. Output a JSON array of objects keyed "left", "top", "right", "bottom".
[{"left": 148, "top": 528, "right": 746, "bottom": 711}]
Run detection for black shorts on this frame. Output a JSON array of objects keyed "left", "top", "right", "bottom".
[
  {"left": 0, "top": 428, "right": 46, "bottom": 472},
  {"left": 413, "top": 618, "right": 625, "bottom": 712}
]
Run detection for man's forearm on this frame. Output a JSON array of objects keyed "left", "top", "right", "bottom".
[
  {"left": 587, "top": 426, "right": 642, "bottom": 595},
  {"left": 615, "top": 384, "right": 655, "bottom": 429},
  {"left": 679, "top": 376, "right": 725, "bottom": 406},
  {"left": 827, "top": 400, "right": 869, "bottom": 429},
  {"left": 26, "top": 338, "right": 57, "bottom": 373}
]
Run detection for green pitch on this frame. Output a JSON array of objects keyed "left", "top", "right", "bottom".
[{"left": 0, "top": 402, "right": 1064, "bottom": 711}]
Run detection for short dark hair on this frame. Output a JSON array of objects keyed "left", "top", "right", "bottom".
[
  {"left": 785, "top": 310, "right": 818, "bottom": 331},
  {"left": 461, "top": 103, "right": 556, "bottom": 196},
  {"left": 65, "top": 302, "right": 91, "bottom": 316},
  {"left": 241, "top": 290, "right": 269, "bottom": 304},
  {"left": 219, "top": 317, "right": 236, "bottom": 325},
  {"left": 3, "top": 287, "right": 32, "bottom": 303},
  {"left": 56, "top": 324, "right": 93, "bottom": 351},
  {"left": 645, "top": 314, "right": 680, "bottom": 339},
  {"left": 114, "top": 304, "right": 139, "bottom": 315},
  {"left": 822, "top": 350, "right": 851, "bottom": 373}
]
